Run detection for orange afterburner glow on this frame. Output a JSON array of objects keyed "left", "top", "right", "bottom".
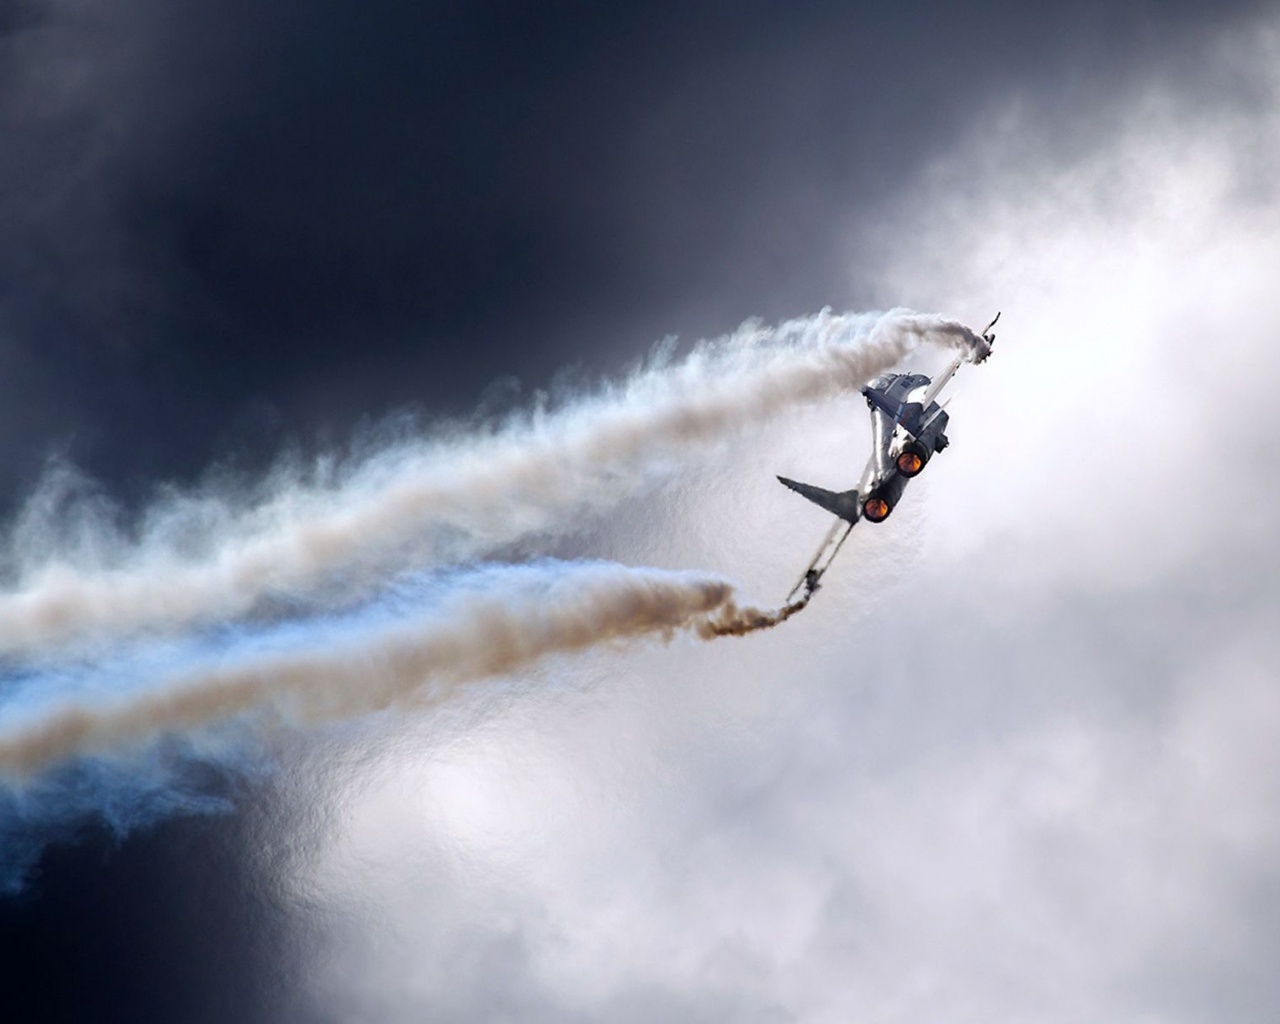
[
  {"left": 863, "top": 497, "right": 890, "bottom": 522},
  {"left": 896, "top": 450, "right": 924, "bottom": 476}
]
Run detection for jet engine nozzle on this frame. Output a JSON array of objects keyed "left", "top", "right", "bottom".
[
  {"left": 863, "top": 497, "right": 891, "bottom": 522},
  {"left": 895, "top": 442, "right": 930, "bottom": 478}
]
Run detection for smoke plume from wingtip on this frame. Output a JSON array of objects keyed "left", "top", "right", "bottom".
[
  {"left": 0, "top": 309, "right": 983, "bottom": 658},
  {"left": 0, "top": 563, "right": 810, "bottom": 778}
]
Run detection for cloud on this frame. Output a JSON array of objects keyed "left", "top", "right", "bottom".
[
  {"left": 3, "top": 3, "right": 1279, "bottom": 1020},
  {"left": 250, "top": 11, "right": 1280, "bottom": 1024},
  {"left": 0, "top": 0, "right": 1262, "bottom": 505}
]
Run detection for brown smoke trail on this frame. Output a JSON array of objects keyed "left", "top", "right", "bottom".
[
  {"left": 697, "top": 591, "right": 814, "bottom": 637},
  {"left": 0, "top": 309, "right": 983, "bottom": 658},
  {"left": 0, "top": 566, "right": 810, "bottom": 778}
]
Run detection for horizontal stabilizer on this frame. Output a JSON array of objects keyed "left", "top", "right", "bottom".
[{"left": 777, "top": 477, "right": 861, "bottom": 523}]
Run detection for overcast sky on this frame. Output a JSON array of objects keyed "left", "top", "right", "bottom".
[{"left": 2, "top": 1, "right": 1279, "bottom": 1021}]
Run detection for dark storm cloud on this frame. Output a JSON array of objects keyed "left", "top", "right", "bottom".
[
  {"left": 0, "top": 0, "right": 1264, "bottom": 500},
  {"left": 0, "top": 805, "right": 301, "bottom": 1023},
  {"left": 1, "top": 3, "right": 1277, "bottom": 1022},
  {"left": 0, "top": 1, "right": 44, "bottom": 35}
]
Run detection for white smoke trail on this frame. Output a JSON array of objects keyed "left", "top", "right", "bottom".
[
  {"left": 0, "top": 308, "right": 985, "bottom": 657},
  {"left": 0, "top": 562, "right": 809, "bottom": 778}
]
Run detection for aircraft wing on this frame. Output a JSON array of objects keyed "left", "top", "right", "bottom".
[
  {"left": 917, "top": 353, "right": 966, "bottom": 411},
  {"left": 784, "top": 517, "right": 856, "bottom": 602}
]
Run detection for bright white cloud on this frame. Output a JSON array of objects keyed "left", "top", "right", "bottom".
[{"left": 254, "top": 12, "right": 1280, "bottom": 1023}]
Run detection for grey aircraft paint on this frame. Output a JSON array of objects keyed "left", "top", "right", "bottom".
[{"left": 779, "top": 315, "right": 996, "bottom": 526}]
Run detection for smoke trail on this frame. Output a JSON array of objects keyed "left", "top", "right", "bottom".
[
  {"left": 0, "top": 754, "right": 245, "bottom": 895},
  {"left": 0, "top": 309, "right": 985, "bottom": 657},
  {"left": 0, "top": 562, "right": 810, "bottom": 778},
  {"left": 697, "top": 591, "right": 812, "bottom": 637}
]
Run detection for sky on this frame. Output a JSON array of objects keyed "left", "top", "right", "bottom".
[{"left": 2, "top": 1, "right": 1279, "bottom": 1021}]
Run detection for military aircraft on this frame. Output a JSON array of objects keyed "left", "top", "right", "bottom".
[{"left": 778, "top": 313, "right": 999, "bottom": 600}]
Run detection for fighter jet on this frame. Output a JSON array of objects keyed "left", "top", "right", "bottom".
[{"left": 777, "top": 313, "right": 998, "bottom": 598}]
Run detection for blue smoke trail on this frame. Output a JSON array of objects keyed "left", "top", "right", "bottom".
[
  {"left": 0, "top": 564, "right": 505, "bottom": 891},
  {"left": 0, "top": 560, "right": 762, "bottom": 890},
  {"left": 0, "top": 746, "right": 248, "bottom": 895}
]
